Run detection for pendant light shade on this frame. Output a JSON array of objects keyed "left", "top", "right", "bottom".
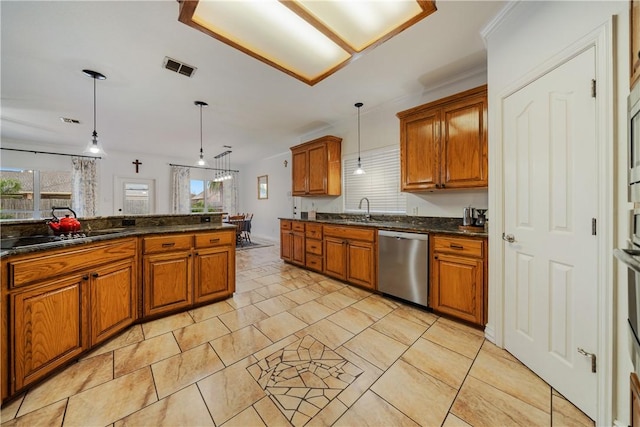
[
  {"left": 353, "top": 102, "right": 365, "bottom": 175},
  {"left": 82, "top": 69, "right": 107, "bottom": 156},
  {"left": 194, "top": 100, "right": 209, "bottom": 167}
]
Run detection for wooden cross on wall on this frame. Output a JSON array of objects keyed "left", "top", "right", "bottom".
[{"left": 132, "top": 159, "right": 142, "bottom": 173}]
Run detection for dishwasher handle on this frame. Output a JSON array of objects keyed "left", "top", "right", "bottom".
[{"left": 377, "top": 230, "right": 429, "bottom": 241}]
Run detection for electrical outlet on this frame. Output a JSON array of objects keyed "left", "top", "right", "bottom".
[{"left": 201, "top": 216, "right": 211, "bottom": 223}]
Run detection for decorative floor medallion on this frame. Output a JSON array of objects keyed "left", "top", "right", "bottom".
[{"left": 247, "top": 335, "right": 363, "bottom": 426}]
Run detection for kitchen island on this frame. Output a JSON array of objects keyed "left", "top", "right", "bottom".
[{"left": 0, "top": 213, "right": 236, "bottom": 403}]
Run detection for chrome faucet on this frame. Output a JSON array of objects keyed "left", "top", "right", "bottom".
[{"left": 358, "top": 197, "right": 370, "bottom": 220}]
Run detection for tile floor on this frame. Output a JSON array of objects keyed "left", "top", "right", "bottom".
[{"left": 1, "top": 243, "right": 595, "bottom": 426}]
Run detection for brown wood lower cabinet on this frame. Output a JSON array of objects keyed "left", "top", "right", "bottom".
[
  {"left": 431, "top": 235, "right": 486, "bottom": 326},
  {"left": 142, "top": 230, "right": 235, "bottom": 317},
  {"left": 194, "top": 246, "right": 235, "bottom": 304},
  {"left": 1, "top": 229, "right": 235, "bottom": 402},
  {"left": 143, "top": 250, "right": 193, "bottom": 317},
  {"left": 90, "top": 259, "right": 137, "bottom": 346},
  {"left": 4, "top": 238, "right": 137, "bottom": 396},
  {"left": 12, "top": 275, "right": 88, "bottom": 392},
  {"left": 323, "top": 225, "right": 376, "bottom": 290},
  {"left": 280, "top": 220, "right": 304, "bottom": 266}
]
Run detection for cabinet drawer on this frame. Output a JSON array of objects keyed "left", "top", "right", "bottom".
[
  {"left": 324, "top": 225, "right": 375, "bottom": 242},
  {"left": 143, "top": 234, "right": 193, "bottom": 254},
  {"left": 194, "top": 231, "right": 234, "bottom": 248},
  {"left": 305, "top": 223, "right": 323, "bottom": 239},
  {"left": 8, "top": 239, "right": 137, "bottom": 288},
  {"left": 433, "top": 236, "right": 483, "bottom": 258},
  {"left": 305, "top": 254, "right": 323, "bottom": 272},
  {"left": 292, "top": 221, "right": 305, "bottom": 233},
  {"left": 306, "top": 239, "right": 322, "bottom": 255},
  {"left": 280, "top": 220, "right": 292, "bottom": 231}
]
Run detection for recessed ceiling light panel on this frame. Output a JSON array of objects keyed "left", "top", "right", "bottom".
[{"left": 178, "top": 0, "right": 436, "bottom": 86}]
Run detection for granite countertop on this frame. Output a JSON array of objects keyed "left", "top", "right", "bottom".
[
  {"left": 280, "top": 214, "right": 488, "bottom": 238},
  {"left": 0, "top": 222, "right": 236, "bottom": 258}
]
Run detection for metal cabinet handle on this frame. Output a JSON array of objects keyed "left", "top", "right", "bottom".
[
  {"left": 450, "top": 244, "right": 464, "bottom": 250},
  {"left": 161, "top": 242, "right": 175, "bottom": 247},
  {"left": 92, "top": 273, "right": 99, "bottom": 278},
  {"left": 82, "top": 275, "right": 89, "bottom": 281},
  {"left": 502, "top": 233, "right": 515, "bottom": 243},
  {"left": 209, "top": 238, "right": 220, "bottom": 243}
]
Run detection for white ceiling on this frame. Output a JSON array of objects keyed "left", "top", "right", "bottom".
[{"left": 0, "top": 0, "right": 505, "bottom": 166}]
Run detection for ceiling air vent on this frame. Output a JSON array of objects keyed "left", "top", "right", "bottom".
[
  {"left": 163, "top": 56, "right": 197, "bottom": 78},
  {"left": 60, "top": 117, "right": 80, "bottom": 124}
]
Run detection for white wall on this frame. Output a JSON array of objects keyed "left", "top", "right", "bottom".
[
  {"left": 484, "top": 1, "right": 629, "bottom": 424},
  {"left": 238, "top": 150, "right": 293, "bottom": 242}
]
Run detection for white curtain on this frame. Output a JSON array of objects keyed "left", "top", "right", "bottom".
[
  {"left": 222, "top": 172, "right": 239, "bottom": 215},
  {"left": 171, "top": 165, "right": 191, "bottom": 214},
  {"left": 71, "top": 157, "right": 97, "bottom": 217}
]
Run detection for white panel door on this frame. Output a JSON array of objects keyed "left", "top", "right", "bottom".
[{"left": 503, "top": 47, "right": 598, "bottom": 419}]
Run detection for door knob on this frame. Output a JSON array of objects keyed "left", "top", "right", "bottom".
[{"left": 502, "top": 233, "right": 515, "bottom": 243}]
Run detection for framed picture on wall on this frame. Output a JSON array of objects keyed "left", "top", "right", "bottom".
[{"left": 258, "top": 175, "right": 268, "bottom": 199}]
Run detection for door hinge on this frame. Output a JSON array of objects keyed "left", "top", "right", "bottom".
[
  {"left": 591, "top": 79, "right": 596, "bottom": 98},
  {"left": 592, "top": 218, "right": 597, "bottom": 235}
]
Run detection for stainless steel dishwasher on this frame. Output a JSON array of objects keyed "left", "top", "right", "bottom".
[{"left": 378, "top": 230, "right": 429, "bottom": 307}]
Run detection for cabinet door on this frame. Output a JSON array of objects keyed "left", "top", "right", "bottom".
[
  {"left": 194, "top": 246, "right": 233, "bottom": 304},
  {"left": 292, "top": 232, "right": 306, "bottom": 265},
  {"left": 324, "top": 237, "right": 347, "bottom": 280},
  {"left": 90, "top": 259, "right": 137, "bottom": 346},
  {"left": 291, "top": 149, "right": 308, "bottom": 195},
  {"left": 143, "top": 251, "right": 192, "bottom": 317},
  {"left": 307, "top": 144, "right": 328, "bottom": 194},
  {"left": 280, "top": 229, "right": 293, "bottom": 261},
  {"left": 431, "top": 252, "right": 484, "bottom": 325},
  {"left": 346, "top": 240, "right": 376, "bottom": 290},
  {"left": 440, "top": 95, "right": 487, "bottom": 189},
  {"left": 12, "top": 276, "right": 88, "bottom": 391},
  {"left": 400, "top": 107, "right": 440, "bottom": 191}
]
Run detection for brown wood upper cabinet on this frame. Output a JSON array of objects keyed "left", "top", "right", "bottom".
[
  {"left": 632, "top": 0, "right": 640, "bottom": 88},
  {"left": 397, "top": 85, "right": 488, "bottom": 192},
  {"left": 291, "top": 135, "right": 342, "bottom": 196}
]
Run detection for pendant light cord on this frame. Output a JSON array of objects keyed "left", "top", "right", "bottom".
[
  {"left": 93, "top": 76, "right": 97, "bottom": 136},
  {"left": 357, "top": 105, "right": 361, "bottom": 162},
  {"left": 199, "top": 104, "right": 203, "bottom": 154}
]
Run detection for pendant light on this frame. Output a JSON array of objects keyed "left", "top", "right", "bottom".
[
  {"left": 194, "top": 101, "right": 209, "bottom": 167},
  {"left": 82, "top": 69, "right": 107, "bottom": 156},
  {"left": 353, "top": 102, "right": 365, "bottom": 175}
]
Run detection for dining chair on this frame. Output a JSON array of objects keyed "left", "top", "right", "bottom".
[{"left": 228, "top": 215, "right": 245, "bottom": 246}]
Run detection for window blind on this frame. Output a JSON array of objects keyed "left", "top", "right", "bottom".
[{"left": 344, "top": 148, "right": 406, "bottom": 214}]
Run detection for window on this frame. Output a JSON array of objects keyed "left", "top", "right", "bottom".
[
  {"left": 0, "top": 168, "right": 72, "bottom": 220},
  {"left": 344, "top": 147, "right": 406, "bottom": 214},
  {"left": 190, "top": 179, "right": 223, "bottom": 213}
]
